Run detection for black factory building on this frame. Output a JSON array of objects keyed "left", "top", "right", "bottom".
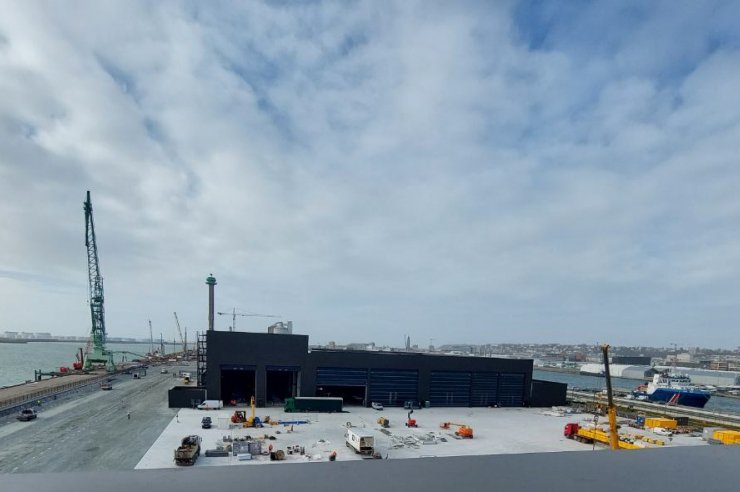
[{"left": 170, "top": 330, "right": 565, "bottom": 408}]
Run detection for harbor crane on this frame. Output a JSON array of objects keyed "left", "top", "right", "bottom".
[
  {"left": 82, "top": 191, "right": 114, "bottom": 371},
  {"left": 217, "top": 308, "right": 279, "bottom": 331}
]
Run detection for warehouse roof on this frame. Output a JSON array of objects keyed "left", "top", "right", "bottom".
[{"left": 4, "top": 445, "right": 738, "bottom": 492}]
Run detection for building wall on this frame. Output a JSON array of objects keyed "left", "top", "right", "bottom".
[
  {"left": 168, "top": 386, "right": 207, "bottom": 408},
  {"left": 205, "top": 331, "right": 535, "bottom": 407},
  {"left": 205, "top": 331, "right": 309, "bottom": 404},
  {"left": 303, "top": 349, "right": 533, "bottom": 406},
  {"left": 530, "top": 379, "right": 567, "bottom": 407}
]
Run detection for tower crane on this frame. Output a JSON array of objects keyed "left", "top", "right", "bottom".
[
  {"left": 83, "top": 191, "right": 114, "bottom": 371},
  {"left": 216, "top": 308, "right": 279, "bottom": 331}
]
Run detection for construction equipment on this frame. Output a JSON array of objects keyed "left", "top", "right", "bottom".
[
  {"left": 377, "top": 416, "right": 390, "bottom": 428},
  {"left": 174, "top": 312, "right": 186, "bottom": 354},
  {"left": 174, "top": 435, "right": 201, "bottom": 466},
  {"left": 563, "top": 423, "right": 640, "bottom": 449},
  {"left": 601, "top": 344, "right": 620, "bottom": 450},
  {"left": 82, "top": 191, "right": 114, "bottom": 371},
  {"left": 231, "top": 396, "right": 263, "bottom": 427},
  {"left": 563, "top": 344, "right": 633, "bottom": 450},
  {"left": 440, "top": 422, "right": 473, "bottom": 438},
  {"left": 406, "top": 410, "right": 418, "bottom": 428},
  {"left": 217, "top": 308, "right": 279, "bottom": 332}
]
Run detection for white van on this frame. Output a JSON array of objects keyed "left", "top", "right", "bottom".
[
  {"left": 345, "top": 428, "right": 374, "bottom": 455},
  {"left": 197, "top": 400, "right": 223, "bottom": 410}
]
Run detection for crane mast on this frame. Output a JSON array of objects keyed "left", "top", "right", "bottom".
[{"left": 83, "top": 191, "right": 113, "bottom": 370}]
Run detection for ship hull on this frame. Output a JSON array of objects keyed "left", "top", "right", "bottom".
[{"left": 647, "top": 388, "right": 711, "bottom": 408}]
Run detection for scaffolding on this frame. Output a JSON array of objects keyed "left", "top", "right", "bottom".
[{"left": 197, "top": 331, "right": 207, "bottom": 386}]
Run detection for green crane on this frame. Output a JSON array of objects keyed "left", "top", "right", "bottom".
[{"left": 83, "top": 191, "right": 114, "bottom": 371}]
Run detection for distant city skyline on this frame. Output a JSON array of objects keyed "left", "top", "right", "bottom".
[{"left": 2, "top": 2, "right": 740, "bottom": 347}]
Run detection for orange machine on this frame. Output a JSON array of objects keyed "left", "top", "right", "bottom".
[{"left": 440, "top": 422, "right": 473, "bottom": 438}]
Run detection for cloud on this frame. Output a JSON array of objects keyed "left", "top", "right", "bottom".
[{"left": 1, "top": 1, "right": 739, "bottom": 348}]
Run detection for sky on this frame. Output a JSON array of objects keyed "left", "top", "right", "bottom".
[{"left": 1, "top": 1, "right": 740, "bottom": 349}]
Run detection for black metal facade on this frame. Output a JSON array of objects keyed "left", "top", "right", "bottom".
[{"left": 204, "top": 331, "right": 543, "bottom": 407}]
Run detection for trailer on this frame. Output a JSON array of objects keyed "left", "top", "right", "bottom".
[
  {"left": 284, "top": 397, "right": 343, "bottom": 413},
  {"left": 174, "top": 435, "right": 201, "bottom": 466},
  {"left": 345, "top": 427, "right": 375, "bottom": 455},
  {"left": 563, "top": 423, "right": 640, "bottom": 450}
]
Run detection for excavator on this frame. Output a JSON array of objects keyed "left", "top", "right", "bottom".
[{"left": 440, "top": 422, "right": 473, "bottom": 438}]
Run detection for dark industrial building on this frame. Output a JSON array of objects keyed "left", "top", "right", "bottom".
[{"left": 168, "top": 330, "right": 565, "bottom": 408}]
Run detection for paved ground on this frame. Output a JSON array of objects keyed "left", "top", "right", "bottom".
[
  {"left": 136, "top": 405, "right": 708, "bottom": 469},
  {"left": 0, "top": 370, "right": 178, "bottom": 473}
]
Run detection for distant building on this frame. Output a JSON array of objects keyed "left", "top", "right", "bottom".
[
  {"left": 613, "top": 356, "right": 652, "bottom": 365},
  {"left": 267, "top": 321, "right": 293, "bottom": 335}
]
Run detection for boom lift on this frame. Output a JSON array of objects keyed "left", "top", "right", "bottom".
[{"left": 440, "top": 422, "right": 473, "bottom": 438}]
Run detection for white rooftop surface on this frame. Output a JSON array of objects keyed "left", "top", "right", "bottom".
[{"left": 136, "top": 406, "right": 707, "bottom": 469}]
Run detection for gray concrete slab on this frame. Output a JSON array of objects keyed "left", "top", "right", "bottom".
[{"left": 0, "top": 369, "right": 178, "bottom": 473}]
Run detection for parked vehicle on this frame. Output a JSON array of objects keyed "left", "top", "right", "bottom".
[
  {"left": 160, "top": 368, "right": 168, "bottom": 374},
  {"left": 371, "top": 402, "right": 384, "bottom": 411},
  {"left": 196, "top": 400, "right": 223, "bottom": 410},
  {"left": 100, "top": 382, "right": 112, "bottom": 390},
  {"left": 653, "top": 427, "right": 673, "bottom": 437},
  {"left": 284, "top": 397, "right": 343, "bottom": 413},
  {"left": 16, "top": 409, "right": 37, "bottom": 421},
  {"left": 345, "top": 427, "right": 375, "bottom": 455},
  {"left": 174, "top": 435, "right": 201, "bottom": 466}
]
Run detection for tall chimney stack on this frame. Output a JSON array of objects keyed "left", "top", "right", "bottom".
[{"left": 206, "top": 274, "right": 217, "bottom": 331}]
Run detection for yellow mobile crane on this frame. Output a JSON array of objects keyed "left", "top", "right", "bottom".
[
  {"left": 601, "top": 344, "right": 620, "bottom": 450},
  {"left": 564, "top": 344, "right": 639, "bottom": 450}
]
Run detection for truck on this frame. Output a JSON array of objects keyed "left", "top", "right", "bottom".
[
  {"left": 196, "top": 400, "right": 223, "bottom": 410},
  {"left": 284, "top": 397, "right": 343, "bottom": 413},
  {"left": 563, "top": 423, "right": 640, "bottom": 450},
  {"left": 174, "top": 435, "right": 201, "bottom": 466},
  {"left": 345, "top": 427, "right": 375, "bottom": 455}
]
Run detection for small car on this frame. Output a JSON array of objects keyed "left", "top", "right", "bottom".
[
  {"left": 160, "top": 368, "right": 169, "bottom": 374},
  {"left": 201, "top": 417, "right": 212, "bottom": 429},
  {"left": 652, "top": 427, "right": 673, "bottom": 437},
  {"left": 371, "top": 402, "right": 384, "bottom": 411},
  {"left": 17, "top": 409, "right": 37, "bottom": 421}
]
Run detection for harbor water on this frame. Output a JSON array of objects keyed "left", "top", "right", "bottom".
[
  {"left": 534, "top": 369, "right": 740, "bottom": 415},
  {"left": 0, "top": 341, "right": 178, "bottom": 388}
]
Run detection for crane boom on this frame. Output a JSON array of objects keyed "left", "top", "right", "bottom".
[
  {"left": 601, "top": 344, "right": 620, "bottom": 450},
  {"left": 174, "top": 312, "right": 185, "bottom": 353},
  {"left": 216, "top": 308, "right": 279, "bottom": 331},
  {"left": 83, "top": 191, "right": 113, "bottom": 370}
]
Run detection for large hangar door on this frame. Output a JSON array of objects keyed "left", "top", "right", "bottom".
[
  {"left": 266, "top": 366, "right": 300, "bottom": 406},
  {"left": 471, "top": 372, "right": 498, "bottom": 407},
  {"left": 430, "top": 371, "right": 471, "bottom": 407},
  {"left": 315, "top": 367, "right": 367, "bottom": 406},
  {"left": 368, "top": 369, "right": 418, "bottom": 407},
  {"left": 498, "top": 373, "right": 525, "bottom": 407},
  {"left": 220, "top": 364, "right": 256, "bottom": 406}
]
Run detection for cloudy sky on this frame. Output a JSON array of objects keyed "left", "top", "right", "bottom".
[{"left": 1, "top": 1, "right": 740, "bottom": 348}]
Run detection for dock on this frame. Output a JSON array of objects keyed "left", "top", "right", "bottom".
[{"left": 568, "top": 389, "right": 740, "bottom": 428}]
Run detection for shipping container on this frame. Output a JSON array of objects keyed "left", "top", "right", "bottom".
[
  {"left": 645, "top": 417, "right": 677, "bottom": 429},
  {"left": 284, "top": 397, "right": 343, "bottom": 413},
  {"left": 712, "top": 430, "right": 740, "bottom": 445}
]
